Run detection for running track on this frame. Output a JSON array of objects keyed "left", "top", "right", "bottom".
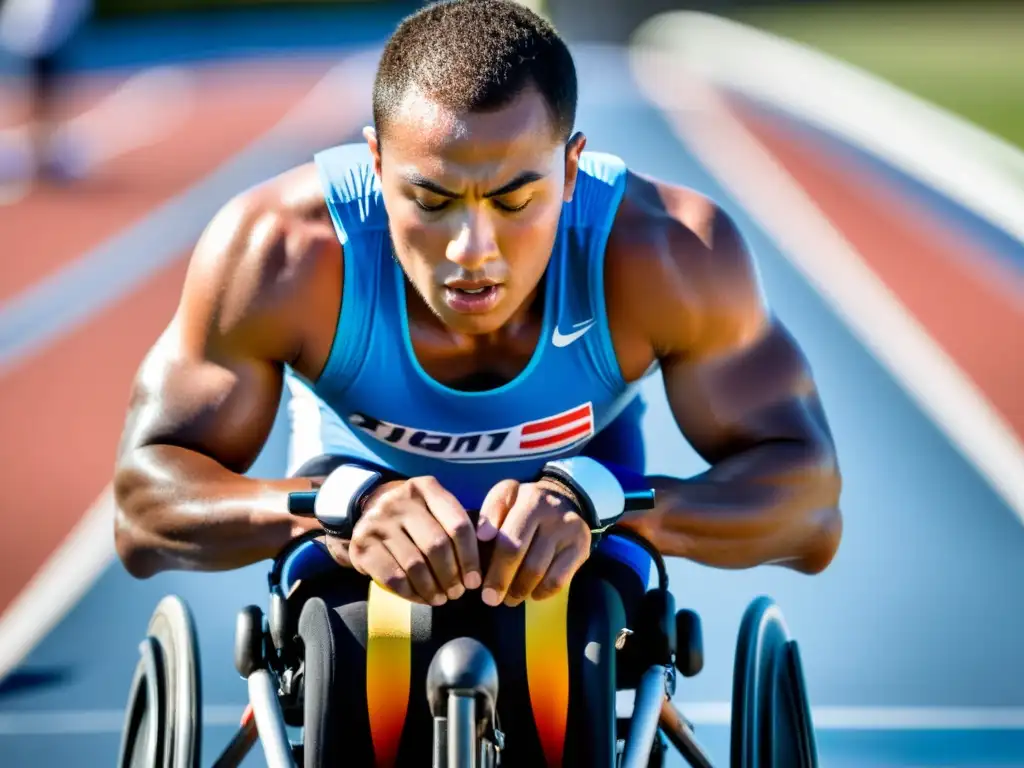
[{"left": 1, "top": 16, "right": 1022, "bottom": 768}]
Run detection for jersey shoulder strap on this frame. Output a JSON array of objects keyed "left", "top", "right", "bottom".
[
  {"left": 561, "top": 150, "right": 630, "bottom": 391},
  {"left": 314, "top": 142, "right": 387, "bottom": 240},
  {"left": 311, "top": 142, "right": 391, "bottom": 393}
]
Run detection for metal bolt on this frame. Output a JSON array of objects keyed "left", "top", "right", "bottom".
[{"left": 614, "top": 627, "right": 633, "bottom": 650}]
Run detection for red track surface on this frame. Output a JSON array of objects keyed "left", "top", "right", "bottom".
[
  {"left": 0, "top": 63, "right": 329, "bottom": 302},
  {"left": 0, "top": 60, "right": 331, "bottom": 620},
  {"left": 732, "top": 103, "right": 1024, "bottom": 442}
]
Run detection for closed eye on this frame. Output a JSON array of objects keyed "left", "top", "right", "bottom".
[
  {"left": 415, "top": 198, "right": 451, "bottom": 212},
  {"left": 493, "top": 198, "right": 531, "bottom": 213}
]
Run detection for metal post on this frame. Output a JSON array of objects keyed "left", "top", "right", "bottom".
[
  {"left": 659, "top": 699, "right": 715, "bottom": 768},
  {"left": 247, "top": 669, "right": 296, "bottom": 768},
  {"left": 447, "top": 692, "right": 477, "bottom": 768},
  {"left": 620, "top": 665, "right": 669, "bottom": 768}
]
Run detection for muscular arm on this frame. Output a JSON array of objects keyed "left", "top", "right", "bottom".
[
  {"left": 113, "top": 173, "right": 340, "bottom": 578},
  {"left": 619, "top": 196, "right": 842, "bottom": 574}
]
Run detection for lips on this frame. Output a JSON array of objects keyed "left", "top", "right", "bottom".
[
  {"left": 443, "top": 283, "right": 503, "bottom": 314},
  {"left": 445, "top": 278, "right": 500, "bottom": 292}
]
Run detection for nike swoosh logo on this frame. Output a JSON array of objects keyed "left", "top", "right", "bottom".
[{"left": 552, "top": 319, "right": 596, "bottom": 348}]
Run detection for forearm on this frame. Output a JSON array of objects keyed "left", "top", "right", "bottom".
[
  {"left": 624, "top": 441, "right": 842, "bottom": 573},
  {"left": 113, "top": 444, "right": 327, "bottom": 578}
]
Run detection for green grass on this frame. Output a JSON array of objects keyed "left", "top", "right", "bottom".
[{"left": 732, "top": 4, "right": 1024, "bottom": 150}]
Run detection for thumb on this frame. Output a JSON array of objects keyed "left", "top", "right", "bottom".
[{"left": 477, "top": 479, "right": 519, "bottom": 542}]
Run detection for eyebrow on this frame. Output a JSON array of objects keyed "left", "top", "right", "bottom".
[{"left": 403, "top": 170, "right": 546, "bottom": 199}]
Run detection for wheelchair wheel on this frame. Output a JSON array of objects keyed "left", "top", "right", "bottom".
[
  {"left": 117, "top": 595, "right": 203, "bottom": 768},
  {"left": 730, "top": 596, "right": 818, "bottom": 768}
]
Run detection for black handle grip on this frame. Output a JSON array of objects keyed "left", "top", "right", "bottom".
[
  {"left": 287, "top": 491, "right": 318, "bottom": 516},
  {"left": 624, "top": 489, "right": 656, "bottom": 513}
]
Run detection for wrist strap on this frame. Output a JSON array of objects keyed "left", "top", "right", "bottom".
[
  {"left": 539, "top": 456, "right": 626, "bottom": 531},
  {"left": 314, "top": 463, "right": 387, "bottom": 539}
]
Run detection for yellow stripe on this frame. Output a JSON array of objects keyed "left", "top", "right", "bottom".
[
  {"left": 366, "top": 581, "right": 412, "bottom": 767},
  {"left": 525, "top": 588, "right": 571, "bottom": 766}
]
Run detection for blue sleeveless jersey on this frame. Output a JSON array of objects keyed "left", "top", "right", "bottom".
[{"left": 283, "top": 142, "right": 654, "bottom": 580}]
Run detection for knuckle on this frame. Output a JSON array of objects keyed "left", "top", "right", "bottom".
[
  {"left": 545, "top": 576, "right": 568, "bottom": 595},
  {"left": 424, "top": 534, "right": 452, "bottom": 560},
  {"left": 414, "top": 475, "right": 440, "bottom": 492},
  {"left": 347, "top": 532, "right": 372, "bottom": 554},
  {"left": 519, "top": 562, "right": 542, "bottom": 584},
  {"left": 525, "top": 484, "right": 546, "bottom": 503},
  {"left": 496, "top": 478, "right": 520, "bottom": 498},
  {"left": 404, "top": 558, "right": 431, "bottom": 582},
  {"left": 506, "top": 582, "right": 531, "bottom": 602},
  {"left": 449, "top": 518, "right": 474, "bottom": 540},
  {"left": 495, "top": 539, "right": 522, "bottom": 560},
  {"left": 528, "top": 584, "right": 550, "bottom": 600},
  {"left": 361, "top": 498, "right": 393, "bottom": 522},
  {"left": 383, "top": 574, "right": 409, "bottom": 594}
]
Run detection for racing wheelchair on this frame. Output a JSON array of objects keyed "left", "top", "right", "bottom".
[{"left": 116, "top": 472, "right": 819, "bottom": 768}]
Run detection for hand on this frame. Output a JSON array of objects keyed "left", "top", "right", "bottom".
[
  {"left": 476, "top": 479, "right": 592, "bottom": 608},
  {"left": 341, "top": 476, "right": 481, "bottom": 606}
]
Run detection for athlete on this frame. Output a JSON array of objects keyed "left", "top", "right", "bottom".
[
  {"left": 0, "top": 0, "right": 93, "bottom": 183},
  {"left": 113, "top": 0, "right": 841, "bottom": 614}
]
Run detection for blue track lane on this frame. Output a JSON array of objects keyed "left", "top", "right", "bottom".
[{"left": 1, "top": 39, "right": 1022, "bottom": 768}]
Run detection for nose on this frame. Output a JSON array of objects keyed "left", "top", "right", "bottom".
[{"left": 446, "top": 208, "right": 498, "bottom": 272}]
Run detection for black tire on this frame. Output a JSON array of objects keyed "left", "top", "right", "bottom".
[
  {"left": 117, "top": 595, "right": 203, "bottom": 768},
  {"left": 730, "top": 596, "right": 818, "bottom": 768}
]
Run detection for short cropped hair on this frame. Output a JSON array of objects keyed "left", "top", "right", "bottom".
[{"left": 372, "top": 0, "right": 578, "bottom": 142}]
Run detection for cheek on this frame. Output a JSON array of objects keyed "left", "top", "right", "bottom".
[
  {"left": 502, "top": 205, "right": 562, "bottom": 270},
  {"left": 390, "top": 217, "right": 444, "bottom": 270}
]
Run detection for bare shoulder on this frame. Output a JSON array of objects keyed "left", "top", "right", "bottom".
[
  {"left": 116, "top": 162, "right": 342, "bottom": 465},
  {"left": 605, "top": 170, "right": 767, "bottom": 366},
  {"left": 177, "top": 162, "right": 342, "bottom": 367}
]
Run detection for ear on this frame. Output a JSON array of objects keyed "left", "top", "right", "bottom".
[
  {"left": 563, "top": 132, "right": 587, "bottom": 203},
  {"left": 364, "top": 126, "right": 383, "bottom": 178}
]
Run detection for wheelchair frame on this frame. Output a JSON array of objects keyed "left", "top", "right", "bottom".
[{"left": 117, "top": 525, "right": 818, "bottom": 768}]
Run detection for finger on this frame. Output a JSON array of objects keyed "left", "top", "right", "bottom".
[
  {"left": 477, "top": 479, "right": 519, "bottom": 543},
  {"left": 531, "top": 545, "right": 588, "bottom": 601},
  {"left": 503, "top": 533, "right": 558, "bottom": 608},
  {"left": 481, "top": 492, "right": 539, "bottom": 606},
  {"left": 417, "top": 478, "right": 481, "bottom": 591},
  {"left": 381, "top": 528, "right": 447, "bottom": 607},
  {"left": 402, "top": 506, "right": 465, "bottom": 601},
  {"left": 349, "top": 538, "right": 422, "bottom": 604}
]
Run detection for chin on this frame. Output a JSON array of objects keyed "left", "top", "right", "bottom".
[{"left": 437, "top": 306, "right": 507, "bottom": 335}]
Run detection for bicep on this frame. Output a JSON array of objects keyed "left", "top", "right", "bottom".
[
  {"left": 118, "top": 317, "right": 284, "bottom": 475},
  {"left": 654, "top": 207, "right": 833, "bottom": 464},
  {"left": 661, "top": 319, "right": 831, "bottom": 465},
  {"left": 117, "top": 197, "right": 293, "bottom": 474}
]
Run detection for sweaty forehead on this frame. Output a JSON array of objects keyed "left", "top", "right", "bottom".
[{"left": 382, "top": 84, "right": 562, "bottom": 180}]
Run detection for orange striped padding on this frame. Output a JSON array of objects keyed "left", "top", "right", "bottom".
[
  {"left": 525, "top": 588, "right": 572, "bottom": 766},
  {"left": 366, "top": 582, "right": 412, "bottom": 766},
  {"left": 365, "top": 583, "right": 573, "bottom": 767}
]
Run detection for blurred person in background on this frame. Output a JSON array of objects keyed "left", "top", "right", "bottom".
[{"left": 0, "top": 0, "right": 93, "bottom": 183}]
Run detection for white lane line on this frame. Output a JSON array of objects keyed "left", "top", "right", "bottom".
[
  {"left": 632, "top": 11, "right": 1024, "bottom": 251},
  {"left": 0, "top": 48, "right": 379, "bottom": 684},
  {"left": 3, "top": 703, "right": 1024, "bottom": 736},
  {"left": 0, "top": 704, "right": 247, "bottom": 735},
  {"left": 677, "top": 702, "right": 1024, "bottom": 730},
  {"left": 0, "top": 488, "right": 116, "bottom": 690},
  {"left": 628, "top": 23, "right": 1024, "bottom": 526},
  {"left": 0, "top": 48, "right": 379, "bottom": 377}
]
